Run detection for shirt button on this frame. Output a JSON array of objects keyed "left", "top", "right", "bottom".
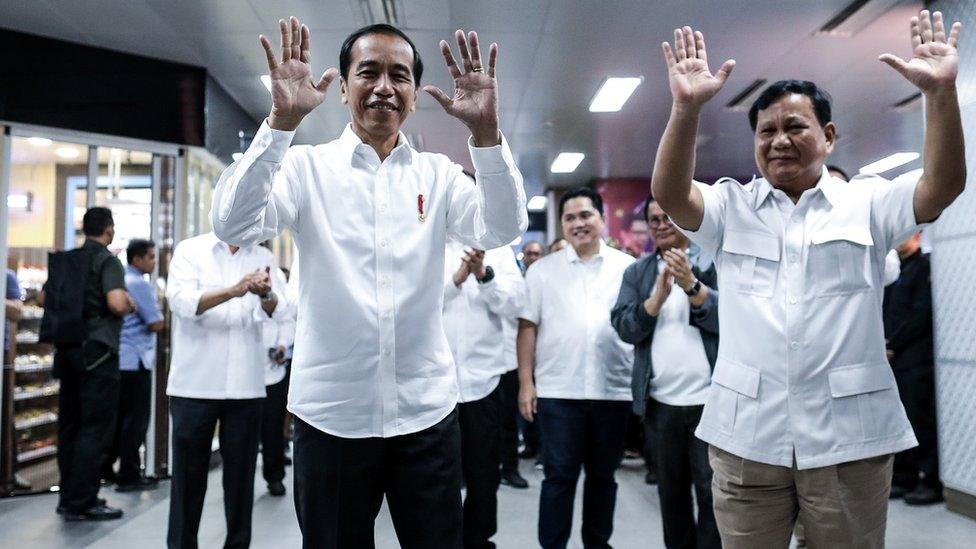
[
  {"left": 791, "top": 386, "right": 800, "bottom": 395},
  {"left": 379, "top": 203, "right": 388, "bottom": 212},
  {"left": 383, "top": 348, "right": 392, "bottom": 356},
  {"left": 380, "top": 277, "right": 391, "bottom": 286},
  {"left": 789, "top": 296, "right": 798, "bottom": 305},
  {"left": 790, "top": 341, "right": 799, "bottom": 350},
  {"left": 380, "top": 239, "right": 389, "bottom": 247}
]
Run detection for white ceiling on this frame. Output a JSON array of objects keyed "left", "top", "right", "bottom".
[{"left": 0, "top": 0, "right": 930, "bottom": 198}]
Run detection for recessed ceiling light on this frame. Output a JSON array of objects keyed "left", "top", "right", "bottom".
[
  {"left": 527, "top": 195, "right": 548, "bottom": 211},
  {"left": 859, "top": 152, "right": 919, "bottom": 174},
  {"left": 589, "top": 77, "right": 643, "bottom": 112},
  {"left": 261, "top": 75, "right": 272, "bottom": 93},
  {"left": 550, "top": 153, "right": 585, "bottom": 174},
  {"left": 232, "top": 152, "right": 243, "bottom": 162},
  {"left": 27, "top": 137, "right": 53, "bottom": 147},
  {"left": 55, "top": 147, "right": 80, "bottom": 159}
]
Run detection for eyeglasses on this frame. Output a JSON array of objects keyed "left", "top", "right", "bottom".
[{"left": 648, "top": 215, "right": 671, "bottom": 228}]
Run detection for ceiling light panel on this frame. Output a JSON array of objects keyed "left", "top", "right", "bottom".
[
  {"left": 859, "top": 152, "right": 919, "bottom": 174},
  {"left": 550, "top": 153, "right": 585, "bottom": 174},
  {"left": 589, "top": 77, "right": 643, "bottom": 112}
]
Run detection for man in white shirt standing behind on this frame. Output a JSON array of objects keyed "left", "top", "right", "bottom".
[
  {"left": 518, "top": 188, "right": 635, "bottom": 549},
  {"left": 165, "top": 233, "right": 285, "bottom": 548},
  {"left": 211, "top": 16, "right": 526, "bottom": 548},
  {"left": 443, "top": 238, "right": 524, "bottom": 548},
  {"left": 652, "top": 11, "right": 965, "bottom": 547}
]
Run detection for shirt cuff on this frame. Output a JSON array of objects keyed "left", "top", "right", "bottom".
[
  {"left": 250, "top": 119, "right": 296, "bottom": 164},
  {"left": 468, "top": 131, "right": 515, "bottom": 175}
]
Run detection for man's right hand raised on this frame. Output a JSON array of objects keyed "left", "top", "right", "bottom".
[
  {"left": 260, "top": 16, "right": 339, "bottom": 131},
  {"left": 662, "top": 26, "right": 735, "bottom": 110}
]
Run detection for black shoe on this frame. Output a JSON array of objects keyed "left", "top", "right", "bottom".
[
  {"left": 904, "top": 484, "right": 944, "bottom": 505},
  {"left": 283, "top": 456, "right": 293, "bottom": 466},
  {"left": 57, "top": 497, "right": 106, "bottom": 515},
  {"left": 63, "top": 504, "right": 123, "bottom": 521},
  {"left": 645, "top": 470, "right": 658, "bottom": 485},
  {"left": 500, "top": 470, "right": 529, "bottom": 489},
  {"left": 889, "top": 483, "right": 912, "bottom": 499},
  {"left": 116, "top": 477, "right": 159, "bottom": 492},
  {"left": 268, "top": 481, "right": 286, "bottom": 497}
]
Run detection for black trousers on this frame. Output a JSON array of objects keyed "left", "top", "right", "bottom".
[
  {"left": 107, "top": 365, "right": 153, "bottom": 484},
  {"left": 459, "top": 385, "right": 503, "bottom": 548},
  {"left": 261, "top": 367, "right": 290, "bottom": 483},
  {"left": 892, "top": 364, "right": 940, "bottom": 488},
  {"left": 497, "top": 369, "right": 520, "bottom": 473},
  {"left": 167, "top": 396, "right": 263, "bottom": 549},
  {"left": 537, "top": 398, "right": 630, "bottom": 549},
  {"left": 55, "top": 344, "right": 119, "bottom": 513},
  {"left": 293, "top": 409, "right": 463, "bottom": 549},
  {"left": 645, "top": 400, "right": 719, "bottom": 549}
]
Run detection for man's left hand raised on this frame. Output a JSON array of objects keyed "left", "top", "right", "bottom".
[{"left": 424, "top": 30, "right": 501, "bottom": 147}]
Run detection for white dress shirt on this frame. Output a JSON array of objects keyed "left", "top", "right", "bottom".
[
  {"left": 166, "top": 233, "right": 286, "bottom": 400},
  {"left": 679, "top": 167, "right": 919, "bottom": 469},
  {"left": 649, "top": 257, "right": 712, "bottom": 406},
  {"left": 520, "top": 242, "right": 634, "bottom": 401},
  {"left": 443, "top": 239, "right": 524, "bottom": 403},
  {"left": 211, "top": 121, "right": 527, "bottom": 438},
  {"left": 263, "top": 268, "right": 295, "bottom": 386}
]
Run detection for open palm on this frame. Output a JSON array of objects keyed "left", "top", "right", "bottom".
[
  {"left": 662, "top": 27, "right": 735, "bottom": 108},
  {"left": 260, "top": 17, "right": 338, "bottom": 129},
  {"left": 880, "top": 10, "right": 961, "bottom": 93}
]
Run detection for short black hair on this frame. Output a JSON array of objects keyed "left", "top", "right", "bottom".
[
  {"left": 82, "top": 207, "right": 114, "bottom": 237},
  {"left": 826, "top": 164, "right": 849, "bottom": 181},
  {"left": 642, "top": 195, "right": 656, "bottom": 223},
  {"left": 126, "top": 239, "right": 155, "bottom": 264},
  {"left": 339, "top": 24, "right": 423, "bottom": 87},
  {"left": 748, "top": 80, "right": 832, "bottom": 131},
  {"left": 558, "top": 187, "right": 604, "bottom": 218}
]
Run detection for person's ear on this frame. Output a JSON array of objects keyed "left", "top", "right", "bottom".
[
  {"left": 823, "top": 122, "right": 837, "bottom": 154},
  {"left": 340, "top": 77, "right": 348, "bottom": 104}
]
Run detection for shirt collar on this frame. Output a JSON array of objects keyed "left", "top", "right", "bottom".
[
  {"left": 565, "top": 240, "right": 606, "bottom": 264},
  {"left": 338, "top": 123, "right": 414, "bottom": 166},
  {"left": 125, "top": 264, "right": 142, "bottom": 276},
  {"left": 753, "top": 166, "right": 839, "bottom": 209}
]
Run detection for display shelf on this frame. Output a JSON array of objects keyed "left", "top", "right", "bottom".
[
  {"left": 14, "top": 332, "right": 40, "bottom": 345},
  {"left": 16, "top": 445, "right": 57, "bottom": 464},
  {"left": 14, "top": 412, "right": 57, "bottom": 430},
  {"left": 13, "top": 361, "right": 53, "bottom": 374},
  {"left": 13, "top": 383, "right": 59, "bottom": 401}
]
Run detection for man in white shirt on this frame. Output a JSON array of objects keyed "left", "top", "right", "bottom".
[
  {"left": 165, "top": 232, "right": 285, "bottom": 548},
  {"left": 210, "top": 17, "right": 526, "bottom": 548},
  {"left": 611, "top": 198, "right": 721, "bottom": 549},
  {"left": 443, "top": 238, "right": 523, "bottom": 548},
  {"left": 518, "top": 188, "right": 635, "bottom": 549},
  {"left": 260, "top": 265, "right": 295, "bottom": 498},
  {"left": 651, "top": 11, "right": 966, "bottom": 547}
]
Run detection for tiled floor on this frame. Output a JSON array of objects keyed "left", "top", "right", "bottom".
[{"left": 1, "top": 457, "right": 974, "bottom": 548}]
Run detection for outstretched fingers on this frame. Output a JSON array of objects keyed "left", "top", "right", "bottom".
[
  {"left": 715, "top": 59, "right": 736, "bottom": 84},
  {"left": 259, "top": 35, "right": 278, "bottom": 71},
  {"left": 487, "top": 42, "right": 498, "bottom": 78},
  {"left": 933, "top": 11, "right": 946, "bottom": 43},
  {"left": 878, "top": 53, "right": 909, "bottom": 78},
  {"left": 919, "top": 10, "right": 933, "bottom": 43},
  {"left": 455, "top": 29, "right": 474, "bottom": 72},
  {"left": 439, "top": 40, "right": 462, "bottom": 80},
  {"left": 695, "top": 30, "right": 708, "bottom": 66},
  {"left": 662, "top": 42, "right": 676, "bottom": 68},
  {"left": 683, "top": 26, "right": 697, "bottom": 59},
  {"left": 300, "top": 24, "right": 311, "bottom": 64},
  {"left": 280, "top": 19, "right": 291, "bottom": 62},
  {"left": 423, "top": 85, "right": 453, "bottom": 111},
  {"left": 674, "top": 28, "right": 686, "bottom": 61},
  {"left": 468, "top": 31, "right": 484, "bottom": 71},
  {"left": 290, "top": 17, "right": 301, "bottom": 61},
  {"left": 315, "top": 67, "right": 339, "bottom": 92},
  {"left": 948, "top": 21, "right": 962, "bottom": 48},
  {"left": 910, "top": 16, "right": 922, "bottom": 49}
]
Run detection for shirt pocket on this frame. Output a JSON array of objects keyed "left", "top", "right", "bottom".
[
  {"left": 702, "top": 358, "right": 761, "bottom": 440},
  {"left": 721, "top": 229, "right": 780, "bottom": 298},
  {"left": 808, "top": 226, "right": 874, "bottom": 297},
  {"left": 828, "top": 362, "right": 907, "bottom": 444}
]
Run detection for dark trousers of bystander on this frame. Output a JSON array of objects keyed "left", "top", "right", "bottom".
[
  {"left": 167, "top": 396, "right": 263, "bottom": 549},
  {"left": 645, "top": 399, "right": 720, "bottom": 549},
  {"left": 892, "top": 363, "right": 940, "bottom": 489},
  {"left": 536, "top": 398, "right": 630, "bottom": 549},
  {"left": 293, "top": 409, "right": 463, "bottom": 549},
  {"left": 497, "top": 369, "right": 521, "bottom": 473},
  {"left": 107, "top": 364, "right": 152, "bottom": 485},
  {"left": 459, "top": 385, "right": 503, "bottom": 548},
  {"left": 55, "top": 343, "right": 120, "bottom": 513},
  {"left": 261, "top": 366, "right": 290, "bottom": 484}
]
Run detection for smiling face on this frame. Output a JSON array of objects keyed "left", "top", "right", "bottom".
[
  {"left": 340, "top": 33, "right": 417, "bottom": 143},
  {"left": 754, "top": 93, "right": 836, "bottom": 198},
  {"left": 561, "top": 197, "right": 605, "bottom": 251},
  {"left": 646, "top": 201, "right": 687, "bottom": 253}
]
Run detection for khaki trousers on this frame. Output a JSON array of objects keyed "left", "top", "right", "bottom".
[{"left": 709, "top": 445, "right": 893, "bottom": 549}]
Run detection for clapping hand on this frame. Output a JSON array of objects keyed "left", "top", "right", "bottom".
[
  {"left": 880, "top": 10, "right": 962, "bottom": 95},
  {"left": 248, "top": 267, "right": 273, "bottom": 296},
  {"left": 661, "top": 26, "right": 735, "bottom": 109},
  {"left": 663, "top": 249, "right": 695, "bottom": 292},
  {"left": 424, "top": 30, "right": 501, "bottom": 146},
  {"left": 260, "top": 17, "right": 339, "bottom": 131}
]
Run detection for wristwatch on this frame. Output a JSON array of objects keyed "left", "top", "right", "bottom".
[
  {"left": 683, "top": 279, "right": 702, "bottom": 296},
  {"left": 260, "top": 291, "right": 275, "bottom": 302},
  {"left": 476, "top": 266, "right": 495, "bottom": 284}
]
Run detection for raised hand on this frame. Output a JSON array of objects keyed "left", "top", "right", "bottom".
[
  {"left": 661, "top": 26, "right": 735, "bottom": 109},
  {"left": 260, "top": 17, "right": 339, "bottom": 131},
  {"left": 424, "top": 30, "right": 500, "bottom": 146},
  {"left": 880, "top": 10, "right": 961, "bottom": 94}
]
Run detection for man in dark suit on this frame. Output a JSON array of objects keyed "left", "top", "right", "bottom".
[
  {"left": 885, "top": 232, "right": 941, "bottom": 505},
  {"left": 611, "top": 198, "right": 720, "bottom": 549}
]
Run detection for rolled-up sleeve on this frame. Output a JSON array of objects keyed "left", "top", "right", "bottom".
[
  {"left": 211, "top": 121, "right": 303, "bottom": 247},
  {"left": 611, "top": 262, "right": 656, "bottom": 345},
  {"left": 674, "top": 180, "right": 727, "bottom": 259},
  {"left": 519, "top": 265, "right": 543, "bottom": 325},
  {"left": 166, "top": 241, "right": 220, "bottom": 324},
  {"left": 869, "top": 175, "right": 926, "bottom": 252},
  {"left": 446, "top": 133, "right": 528, "bottom": 250}
]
